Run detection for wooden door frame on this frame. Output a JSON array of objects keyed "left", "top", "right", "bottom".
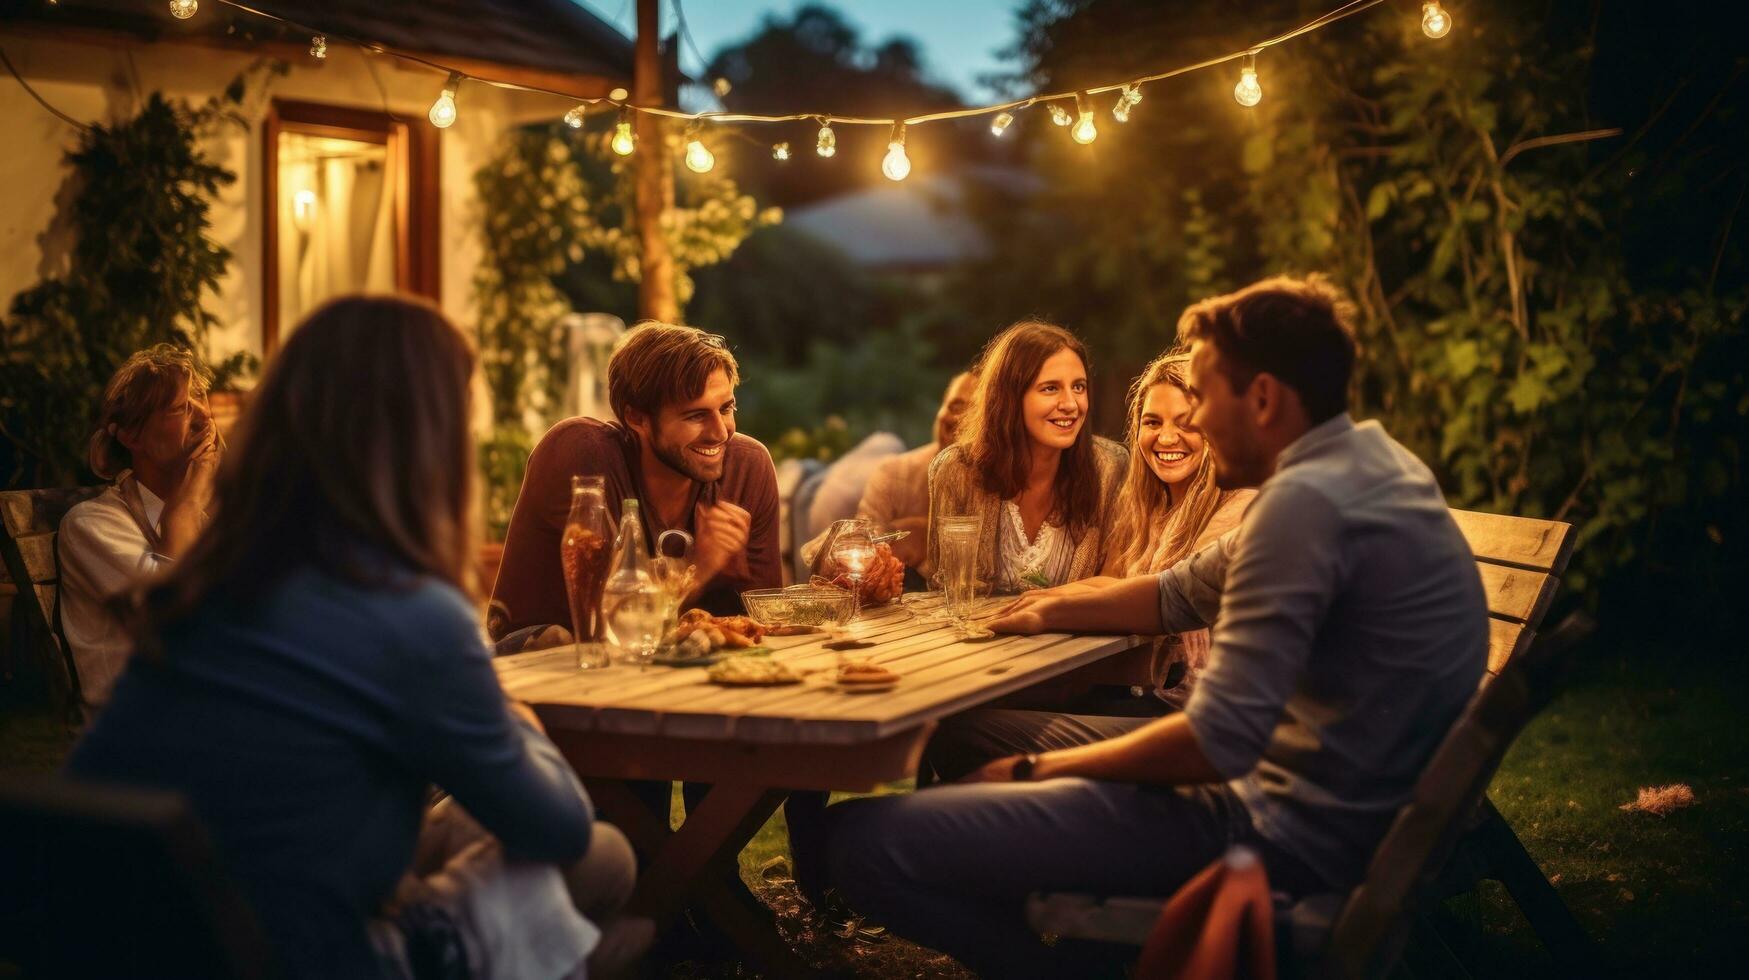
[{"left": 261, "top": 100, "right": 441, "bottom": 354}]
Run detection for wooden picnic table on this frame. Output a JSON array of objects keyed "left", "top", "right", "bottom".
[{"left": 492, "top": 597, "right": 1146, "bottom": 976}]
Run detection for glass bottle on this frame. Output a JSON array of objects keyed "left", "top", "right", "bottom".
[
  {"left": 561, "top": 476, "right": 615, "bottom": 668},
  {"left": 603, "top": 499, "right": 664, "bottom": 664}
]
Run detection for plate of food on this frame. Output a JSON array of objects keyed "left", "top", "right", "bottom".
[
  {"left": 835, "top": 660, "right": 900, "bottom": 692},
  {"left": 660, "top": 610, "right": 768, "bottom": 661},
  {"left": 707, "top": 656, "right": 803, "bottom": 686}
]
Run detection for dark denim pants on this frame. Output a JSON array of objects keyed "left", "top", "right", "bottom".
[{"left": 821, "top": 778, "right": 1325, "bottom": 979}]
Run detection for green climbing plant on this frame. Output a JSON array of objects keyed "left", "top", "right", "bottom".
[{"left": 0, "top": 64, "right": 278, "bottom": 487}]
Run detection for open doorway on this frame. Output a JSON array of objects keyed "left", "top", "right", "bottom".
[{"left": 262, "top": 101, "right": 439, "bottom": 353}]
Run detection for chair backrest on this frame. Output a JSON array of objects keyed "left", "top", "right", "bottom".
[
  {"left": 790, "top": 462, "right": 830, "bottom": 582},
  {"left": 1313, "top": 611, "right": 1595, "bottom": 980},
  {"left": 1448, "top": 508, "right": 1576, "bottom": 675},
  {"left": 0, "top": 776, "right": 279, "bottom": 979},
  {"left": 0, "top": 487, "right": 105, "bottom": 704}
]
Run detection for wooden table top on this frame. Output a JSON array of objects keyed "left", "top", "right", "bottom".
[{"left": 494, "top": 598, "right": 1143, "bottom": 747}]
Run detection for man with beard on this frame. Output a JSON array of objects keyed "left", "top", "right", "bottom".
[
  {"left": 818, "top": 277, "right": 1489, "bottom": 979},
  {"left": 491, "top": 323, "right": 781, "bottom": 638}
]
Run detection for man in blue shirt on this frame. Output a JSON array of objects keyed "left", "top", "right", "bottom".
[{"left": 820, "top": 276, "right": 1488, "bottom": 978}]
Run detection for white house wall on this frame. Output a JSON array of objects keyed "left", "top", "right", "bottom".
[{"left": 0, "top": 30, "right": 580, "bottom": 369}]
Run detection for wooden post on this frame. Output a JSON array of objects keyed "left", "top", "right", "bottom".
[{"left": 634, "top": 0, "right": 679, "bottom": 323}]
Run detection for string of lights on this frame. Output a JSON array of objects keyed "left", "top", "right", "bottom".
[{"left": 40, "top": 1, "right": 1461, "bottom": 182}]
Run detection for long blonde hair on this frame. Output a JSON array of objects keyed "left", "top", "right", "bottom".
[
  {"left": 1106, "top": 351, "right": 1225, "bottom": 576},
  {"left": 131, "top": 295, "right": 479, "bottom": 657}
]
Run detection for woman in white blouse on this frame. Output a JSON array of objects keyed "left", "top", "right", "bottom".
[
  {"left": 58, "top": 344, "right": 220, "bottom": 707},
  {"left": 922, "top": 321, "right": 1125, "bottom": 593}
]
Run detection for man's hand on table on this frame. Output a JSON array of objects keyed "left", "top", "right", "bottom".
[{"left": 988, "top": 592, "right": 1060, "bottom": 635}]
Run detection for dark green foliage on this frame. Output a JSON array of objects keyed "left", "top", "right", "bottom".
[
  {"left": 951, "top": 0, "right": 1747, "bottom": 626},
  {"left": 0, "top": 68, "right": 276, "bottom": 487}
]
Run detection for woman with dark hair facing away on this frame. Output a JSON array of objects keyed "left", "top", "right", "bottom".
[
  {"left": 922, "top": 320, "right": 1126, "bottom": 593},
  {"left": 68, "top": 296, "right": 646, "bottom": 979}
]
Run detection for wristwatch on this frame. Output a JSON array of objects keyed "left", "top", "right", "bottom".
[{"left": 1011, "top": 753, "right": 1041, "bottom": 781}]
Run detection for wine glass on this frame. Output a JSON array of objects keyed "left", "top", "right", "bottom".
[{"left": 829, "top": 528, "right": 876, "bottom": 623}]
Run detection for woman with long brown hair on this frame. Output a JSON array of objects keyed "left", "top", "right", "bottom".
[
  {"left": 68, "top": 296, "right": 642, "bottom": 980},
  {"left": 923, "top": 321, "right": 1126, "bottom": 592},
  {"left": 1038, "top": 350, "right": 1254, "bottom": 703},
  {"left": 913, "top": 350, "right": 1254, "bottom": 789}
]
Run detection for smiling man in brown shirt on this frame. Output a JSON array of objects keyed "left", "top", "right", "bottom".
[{"left": 490, "top": 323, "right": 782, "bottom": 638}]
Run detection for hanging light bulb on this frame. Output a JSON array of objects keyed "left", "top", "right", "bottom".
[
  {"left": 990, "top": 111, "right": 1014, "bottom": 137},
  {"left": 1048, "top": 103, "right": 1072, "bottom": 127},
  {"left": 1233, "top": 53, "right": 1262, "bottom": 108},
  {"left": 683, "top": 122, "right": 715, "bottom": 174},
  {"left": 881, "top": 121, "right": 911, "bottom": 181},
  {"left": 772, "top": 142, "right": 791, "bottom": 161},
  {"left": 309, "top": 35, "right": 327, "bottom": 60},
  {"left": 564, "top": 104, "right": 587, "bottom": 129},
  {"left": 168, "top": 0, "right": 197, "bottom": 19},
  {"left": 816, "top": 120, "right": 836, "bottom": 157},
  {"left": 610, "top": 109, "right": 637, "bottom": 155},
  {"left": 1421, "top": 1, "right": 1452, "bottom": 39},
  {"left": 1071, "top": 92, "right": 1097, "bottom": 144},
  {"left": 1113, "top": 83, "right": 1142, "bottom": 122},
  {"left": 428, "top": 72, "right": 461, "bottom": 128}
]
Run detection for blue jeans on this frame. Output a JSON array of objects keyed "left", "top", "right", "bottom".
[{"left": 822, "top": 779, "right": 1326, "bottom": 979}]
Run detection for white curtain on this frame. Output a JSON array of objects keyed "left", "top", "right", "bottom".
[{"left": 278, "top": 136, "right": 396, "bottom": 335}]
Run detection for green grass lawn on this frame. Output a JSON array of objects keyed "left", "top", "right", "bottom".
[{"left": 6, "top": 639, "right": 1745, "bottom": 977}]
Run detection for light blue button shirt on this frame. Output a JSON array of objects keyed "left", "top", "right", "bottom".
[{"left": 1163, "top": 413, "right": 1488, "bottom": 888}]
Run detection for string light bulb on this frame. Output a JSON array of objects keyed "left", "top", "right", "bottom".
[
  {"left": 772, "top": 142, "right": 791, "bottom": 161},
  {"left": 1071, "top": 92, "right": 1097, "bottom": 144},
  {"left": 1048, "top": 103, "right": 1072, "bottom": 127},
  {"left": 881, "top": 121, "right": 911, "bottom": 181},
  {"left": 990, "top": 112, "right": 1014, "bottom": 137},
  {"left": 428, "top": 72, "right": 461, "bottom": 128},
  {"left": 610, "top": 109, "right": 636, "bottom": 155},
  {"left": 564, "top": 105, "right": 587, "bottom": 129},
  {"left": 1421, "top": 2, "right": 1452, "bottom": 39},
  {"left": 169, "top": 0, "right": 197, "bottom": 19},
  {"left": 1113, "top": 83, "right": 1141, "bottom": 122},
  {"left": 309, "top": 35, "right": 327, "bottom": 60},
  {"left": 816, "top": 120, "right": 836, "bottom": 157},
  {"left": 1233, "top": 52, "right": 1262, "bottom": 107},
  {"left": 683, "top": 123, "right": 715, "bottom": 174}
]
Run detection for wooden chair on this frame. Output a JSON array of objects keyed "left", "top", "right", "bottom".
[
  {"left": 0, "top": 487, "right": 104, "bottom": 715},
  {"left": 1028, "top": 509, "right": 1601, "bottom": 976},
  {"left": 0, "top": 776, "right": 278, "bottom": 979}
]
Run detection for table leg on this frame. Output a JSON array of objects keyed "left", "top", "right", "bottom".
[{"left": 585, "top": 778, "right": 815, "bottom": 976}]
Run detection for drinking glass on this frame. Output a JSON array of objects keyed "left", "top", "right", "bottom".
[
  {"left": 935, "top": 515, "right": 982, "bottom": 622},
  {"left": 830, "top": 527, "right": 876, "bottom": 622},
  {"left": 651, "top": 529, "right": 696, "bottom": 639}
]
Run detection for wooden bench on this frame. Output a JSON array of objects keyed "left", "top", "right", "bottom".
[
  {"left": 1029, "top": 507, "right": 1599, "bottom": 976},
  {"left": 0, "top": 487, "right": 104, "bottom": 717}
]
